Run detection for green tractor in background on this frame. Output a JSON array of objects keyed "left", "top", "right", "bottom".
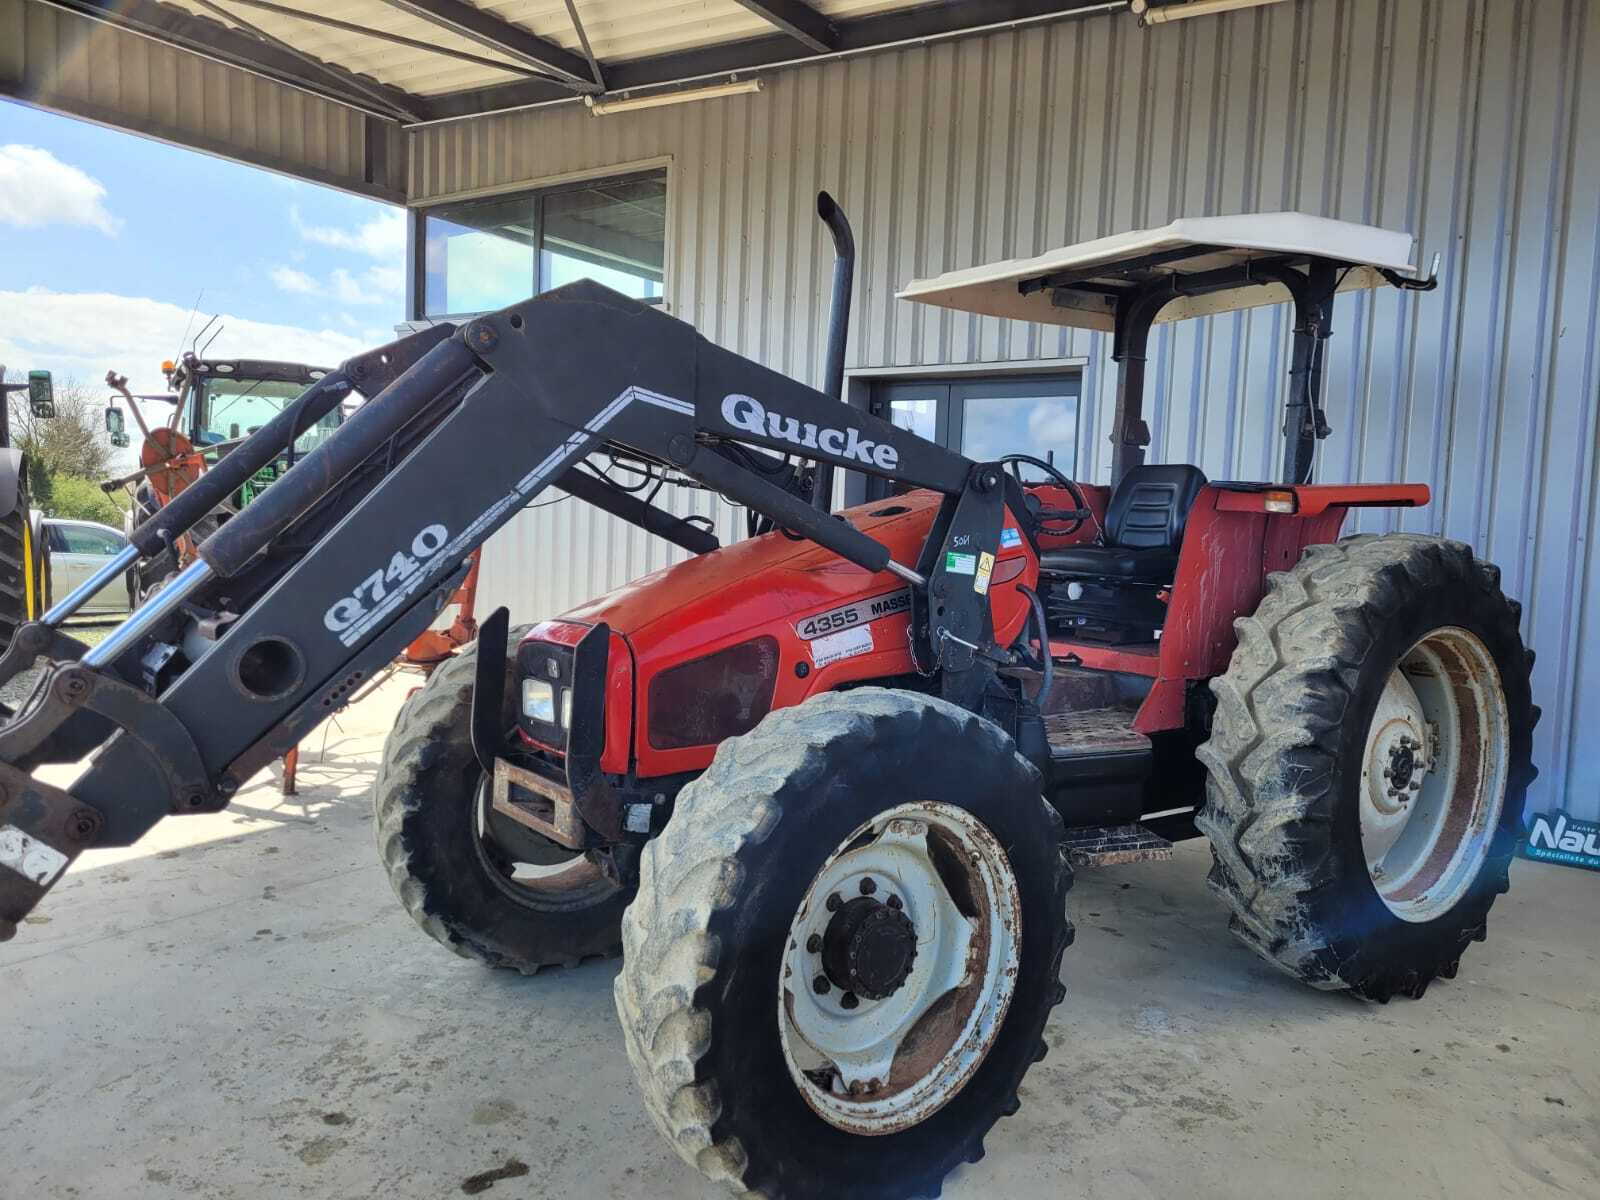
[
  {"left": 102, "top": 352, "right": 339, "bottom": 603},
  {"left": 0, "top": 368, "right": 54, "bottom": 649}
]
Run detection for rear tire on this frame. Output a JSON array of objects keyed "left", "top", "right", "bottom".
[
  {"left": 0, "top": 499, "right": 39, "bottom": 649},
  {"left": 373, "top": 629, "right": 629, "bottom": 972},
  {"left": 616, "top": 688, "right": 1073, "bottom": 1199},
  {"left": 1196, "top": 534, "right": 1536, "bottom": 1001}
]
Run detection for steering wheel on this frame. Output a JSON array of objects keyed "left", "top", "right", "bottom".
[{"left": 998, "top": 453, "right": 1094, "bottom": 538}]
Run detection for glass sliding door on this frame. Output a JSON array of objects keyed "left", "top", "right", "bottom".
[{"left": 865, "top": 372, "right": 1081, "bottom": 498}]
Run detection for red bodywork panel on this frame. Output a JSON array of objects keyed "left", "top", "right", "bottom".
[
  {"left": 1049, "top": 482, "right": 1428, "bottom": 732},
  {"left": 522, "top": 479, "right": 1427, "bottom": 777},
  {"left": 522, "top": 490, "right": 1037, "bottom": 778}
]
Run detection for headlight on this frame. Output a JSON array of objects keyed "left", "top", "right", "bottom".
[
  {"left": 521, "top": 678, "right": 556, "bottom": 723},
  {"left": 560, "top": 687, "right": 573, "bottom": 730}
]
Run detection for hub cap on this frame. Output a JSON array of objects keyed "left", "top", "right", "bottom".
[
  {"left": 820, "top": 895, "right": 918, "bottom": 1000},
  {"left": 1359, "top": 626, "right": 1509, "bottom": 923},
  {"left": 777, "top": 802, "right": 1021, "bottom": 1135}
]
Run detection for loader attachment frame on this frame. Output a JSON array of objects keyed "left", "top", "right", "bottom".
[{"left": 0, "top": 281, "right": 1009, "bottom": 939}]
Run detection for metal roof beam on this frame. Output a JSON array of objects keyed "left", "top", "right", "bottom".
[
  {"left": 415, "top": 0, "right": 1115, "bottom": 123},
  {"left": 728, "top": 0, "right": 837, "bottom": 53},
  {"left": 561, "top": 0, "right": 606, "bottom": 89},
  {"left": 213, "top": 0, "right": 551, "bottom": 79},
  {"left": 185, "top": 0, "right": 425, "bottom": 120},
  {"left": 379, "top": 0, "right": 597, "bottom": 90},
  {"left": 33, "top": 0, "right": 419, "bottom": 123}
]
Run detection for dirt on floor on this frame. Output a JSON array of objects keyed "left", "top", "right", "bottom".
[{"left": 1, "top": 675, "right": 1596, "bottom": 1199}]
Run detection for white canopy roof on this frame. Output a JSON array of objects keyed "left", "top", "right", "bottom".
[{"left": 897, "top": 212, "right": 1420, "bottom": 332}]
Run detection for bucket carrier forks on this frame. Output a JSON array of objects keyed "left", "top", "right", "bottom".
[{"left": 0, "top": 279, "right": 1022, "bottom": 939}]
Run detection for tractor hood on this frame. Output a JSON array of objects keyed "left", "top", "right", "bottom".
[
  {"left": 521, "top": 487, "right": 1038, "bottom": 781},
  {"left": 553, "top": 490, "right": 943, "bottom": 647}
]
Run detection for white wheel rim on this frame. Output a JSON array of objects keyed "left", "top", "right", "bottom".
[
  {"left": 1359, "top": 626, "right": 1509, "bottom": 923},
  {"left": 777, "top": 801, "right": 1021, "bottom": 1135}
]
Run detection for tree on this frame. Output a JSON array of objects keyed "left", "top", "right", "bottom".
[
  {"left": 43, "top": 473, "right": 126, "bottom": 527},
  {"left": 4, "top": 373, "right": 115, "bottom": 482}
]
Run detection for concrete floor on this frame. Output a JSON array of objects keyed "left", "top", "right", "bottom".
[{"left": 3, "top": 676, "right": 1596, "bottom": 1200}]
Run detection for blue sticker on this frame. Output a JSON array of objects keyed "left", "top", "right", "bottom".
[{"left": 1000, "top": 527, "right": 1022, "bottom": 549}]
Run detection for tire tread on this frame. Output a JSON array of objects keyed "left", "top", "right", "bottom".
[
  {"left": 1196, "top": 533, "right": 1532, "bottom": 998},
  {"left": 615, "top": 688, "right": 1071, "bottom": 1197}
]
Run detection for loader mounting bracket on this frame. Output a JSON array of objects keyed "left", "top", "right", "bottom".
[{"left": 0, "top": 662, "right": 211, "bottom": 806}]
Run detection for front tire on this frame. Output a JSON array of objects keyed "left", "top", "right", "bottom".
[
  {"left": 1196, "top": 534, "right": 1536, "bottom": 1001},
  {"left": 373, "top": 629, "right": 630, "bottom": 972},
  {"left": 616, "top": 688, "right": 1073, "bottom": 1199}
]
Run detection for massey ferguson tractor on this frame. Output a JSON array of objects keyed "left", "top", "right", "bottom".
[{"left": 0, "top": 197, "right": 1535, "bottom": 1199}]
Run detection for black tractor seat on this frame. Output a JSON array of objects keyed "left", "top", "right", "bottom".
[
  {"left": 1040, "top": 464, "right": 1207, "bottom": 643},
  {"left": 1039, "top": 464, "right": 1207, "bottom": 583}
]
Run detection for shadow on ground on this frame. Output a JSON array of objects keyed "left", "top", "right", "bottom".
[{"left": 2, "top": 677, "right": 1595, "bottom": 1199}]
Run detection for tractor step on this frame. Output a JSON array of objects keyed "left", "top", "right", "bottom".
[
  {"left": 1060, "top": 822, "right": 1174, "bottom": 868},
  {"left": 1041, "top": 706, "right": 1154, "bottom": 829},
  {"left": 1042, "top": 706, "right": 1149, "bottom": 757}
]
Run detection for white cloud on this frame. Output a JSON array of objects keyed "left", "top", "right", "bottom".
[
  {"left": 366, "top": 264, "right": 406, "bottom": 294},
  {"left": 269, "top": 262, "right": 404, "bottom": 306},
  {"left": 291, "top": 204, "right": 405, "bottom": 259},
  {"left": 329, "top": 269, "right": 369, "bottom": 304},
  {"left": 0, "top": 288, "right": 376, "bottom": 397},
  {"left": 270, "top": 266, "right": 321, "bottom": 296},
  {"left": 0, "top": 145, "right": 122, "bottom": 235}
]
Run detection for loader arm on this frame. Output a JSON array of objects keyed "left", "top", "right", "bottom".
[{"left": 0, "top": 281, "right": 1016, "bottom": 939}]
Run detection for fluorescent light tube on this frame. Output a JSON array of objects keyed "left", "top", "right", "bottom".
[{"left": 586, "top": 78, "right": 763, "bottom": 116}]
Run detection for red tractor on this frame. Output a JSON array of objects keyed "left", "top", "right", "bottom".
[{"left": 0, "top": 200, "right": 1534, "bottom": 1200}]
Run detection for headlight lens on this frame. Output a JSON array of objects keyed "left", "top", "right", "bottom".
[
  {"left": 560, "top": 687, "right": 573, "bottom": 730},
  {"left": 521, "top": 678, "right": 556, "bottom": 723}
]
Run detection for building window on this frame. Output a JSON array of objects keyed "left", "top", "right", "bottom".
[
  {"left": 421, "top": 169, "right": 666, "bottom": 318},
  {"left": 865, "top": 372, "right": 1081, "bottom": 498}
]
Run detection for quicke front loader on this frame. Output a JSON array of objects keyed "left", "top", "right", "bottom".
[{"left": 0, "top": 197, "right": 1536, "bottom": 1199}]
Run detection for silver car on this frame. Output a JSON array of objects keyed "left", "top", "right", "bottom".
[{"left": 44, "top": 518, "right": 132, "bottom": 614}]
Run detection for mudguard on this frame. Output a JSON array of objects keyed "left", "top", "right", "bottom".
[{"left": 0, "top": 449, "right": 24, "bottom": 521}]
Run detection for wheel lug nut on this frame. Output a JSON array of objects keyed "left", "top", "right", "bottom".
[
  {"left": 825, "top": 892, "right": 842, "bottom": 912},
  {"left": 885, "top": 894, "right": 903, "bottom": 910},
  {"left": 859, "top": 877, "right": 877, "bottom": 895},
  {"left": 813, "top": 974, "right": 831, "bottom": 995},
  {"left": 806, "top": 933, "right": 822, "bottom": 954},
  {"left": 840, "top": 992, "right": 859, "bottom": 1010}
]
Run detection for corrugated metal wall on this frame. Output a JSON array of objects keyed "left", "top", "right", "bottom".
[
  {"left": 1, "top": 0, "right": 406, "bottom": 201},
  {"left": 409, "top": 0, "right": 1600, "bottom": 820}
]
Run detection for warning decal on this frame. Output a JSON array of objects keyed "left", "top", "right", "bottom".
[
  {"left": 812, "top": 625, "right": 874, "bottom": 668},
  {"left": 974, "top": 551, "right": 996, "bottom": 595}
]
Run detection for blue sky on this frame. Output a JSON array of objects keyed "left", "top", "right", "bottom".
[{"left": 0, "top": 98, "right": 405, "bottom": 398}]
